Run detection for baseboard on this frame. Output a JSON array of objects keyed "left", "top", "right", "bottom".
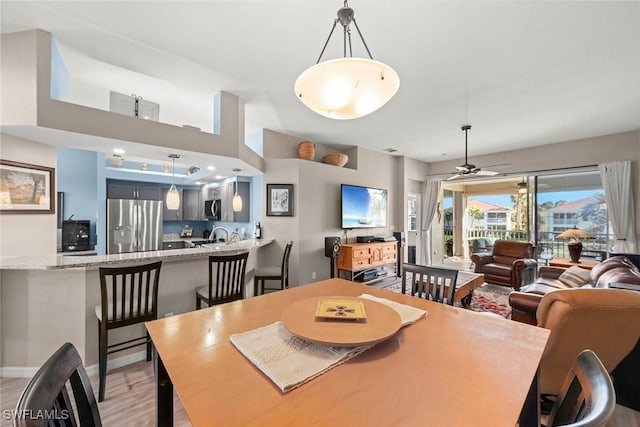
[{"left": 0, "top": 350, "right": 147, "bottom": 378}]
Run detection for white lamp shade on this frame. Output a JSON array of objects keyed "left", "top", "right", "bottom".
[
  {"left": 294, "top": 57, "right": 400, "bottom": 120},
  {"left": 232, "top": 193, "right": 243, "bottom": 212},
  {"left": 166, "top": 185, "right": 180, "bottom": 210}
]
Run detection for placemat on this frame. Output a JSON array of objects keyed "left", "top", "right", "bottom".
[{"left": 229, "top": 295, "right": 427, "bottom": 393}]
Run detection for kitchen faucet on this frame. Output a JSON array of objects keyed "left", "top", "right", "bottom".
[{"left": 209, "top": 226, "right": 229, "bottom": 242}]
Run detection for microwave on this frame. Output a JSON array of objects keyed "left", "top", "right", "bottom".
[{"left": 204, "top": 199, "right": 221, "bottom": 220}]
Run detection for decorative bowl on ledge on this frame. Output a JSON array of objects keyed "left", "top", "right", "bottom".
[{"left": 324, "top": 153, "right": 349, "bottom": 167}]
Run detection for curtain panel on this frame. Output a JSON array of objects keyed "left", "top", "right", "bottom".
[
  {"left": 599, "top": 161, "right": 637, "bottom": 252},
  {"left": 418, "top": 180, "right": 441, "bottom": 265}
]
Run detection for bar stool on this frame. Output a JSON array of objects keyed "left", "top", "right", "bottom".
[
  {"left": 255, "top": 241, "right": 293, "bottom": 296},
  {"left": 195, "top": 251, "right": 249, "bottom": 309},
  {"left": 96, "top": 260, "right": 162, "bottom": 402}
]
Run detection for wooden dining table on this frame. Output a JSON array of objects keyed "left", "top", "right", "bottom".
[{"left": 146, "top": 278, "right": 549, "bottom": 427}]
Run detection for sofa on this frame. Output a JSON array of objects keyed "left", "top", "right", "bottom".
[
  {"left": 509, "top": 255, "right": 640, "bottom": 324},
  {"left": 509, "top": 255, "right": 640, "bottom": 410},
  {"left": 470, "top": 240, "right": 537, "bottom": 290}
]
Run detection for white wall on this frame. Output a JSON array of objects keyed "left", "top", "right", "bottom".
[{"left": 0, "top": 134, "right": 57, "bottom": 257}]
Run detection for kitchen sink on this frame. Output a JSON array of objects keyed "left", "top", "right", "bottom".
[{"left": 162, "top": 241, "right": 189, "bottom": 250}]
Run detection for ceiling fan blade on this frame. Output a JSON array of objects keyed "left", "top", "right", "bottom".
[
  {"left": 446, "top": 173, "right": 462, "bottom": 181},
  {"left": 480, "top": 163, "right": 512, "bottom": 170},
  {"left": 475, "top": 170, "right": 500, "bottom": 176}
]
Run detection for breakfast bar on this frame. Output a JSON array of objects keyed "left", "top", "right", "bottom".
[{"left": 0, "top": 239, "right": 273, "bottom": 372}]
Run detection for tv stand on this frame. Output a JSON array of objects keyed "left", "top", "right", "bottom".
[{"left": 337, "top": 242, "right": 397, "bottom": 284}]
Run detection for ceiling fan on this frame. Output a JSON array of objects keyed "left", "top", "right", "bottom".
[{"left": 445, "top": 125, "right": 508, "bottom": 181}]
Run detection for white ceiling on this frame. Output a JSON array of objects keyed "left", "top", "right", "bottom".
[{"left": 1, "top": 0, "right": 639, "bottom": 167}]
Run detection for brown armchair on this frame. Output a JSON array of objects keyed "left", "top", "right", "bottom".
[
  {"left": 470, "top": 240, "right": 537, "bottom": 290},
  {"left": 527, "top": 288, "right": 640, "bottom": 397}
]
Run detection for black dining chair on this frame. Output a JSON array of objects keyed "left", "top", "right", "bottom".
[
  {"left": 195, "top": 251, "right": 249, "bottom": 309},
  {"left": 254, "top": 241, "right": 293, "bottom": 296},
  {"left": 546, "top": 349, "right": 616, "bottom": 427},
  {"left": 401, "top": 263, "right": 458, "bottom": 305},
  {"left": 96, "top": 260, "right": 162, "bottom": 402},
  {"left": 14, "top": 342, "right": 102, "bottom": 427}
]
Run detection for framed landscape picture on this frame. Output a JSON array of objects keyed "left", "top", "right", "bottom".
[
  {"left": 267, "top": 184, "right": 293, "bottom": 216},
  {"left": 0, "top": 160, "right": 55, "bottom": 214}
]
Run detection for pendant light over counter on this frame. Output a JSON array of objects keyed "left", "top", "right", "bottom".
[
  {"left": 232, "top": 168, "right": 243, "bottom": 212},
  {"left": 166, "top": 154, "right": 180, "bottom": 210},
  {"left": 294, "top": 0, "right": 399, "bottom": 120}
]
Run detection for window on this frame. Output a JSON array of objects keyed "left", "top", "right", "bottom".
[{"left": 408, "top": 194, "right": 417, "bottom": 232}]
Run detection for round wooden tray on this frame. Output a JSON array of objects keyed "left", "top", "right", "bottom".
[{"left": 281, "top": 296, "right": 401, "bottom": 347}]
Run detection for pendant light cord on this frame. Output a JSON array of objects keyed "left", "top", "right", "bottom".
[{"left": 315, "top": 0, "right": 374, "bottom": 64}]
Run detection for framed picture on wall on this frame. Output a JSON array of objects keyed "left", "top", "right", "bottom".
[
  {"left": 266, "top": 184, "right": 293, "bottom": 216},
  {"left": 0, "top": 160, "right": 55, "bottom": 214}
]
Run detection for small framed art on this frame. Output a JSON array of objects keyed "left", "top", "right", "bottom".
[{"left": 266, "top": 184, "right": 293, "bottom": 216}]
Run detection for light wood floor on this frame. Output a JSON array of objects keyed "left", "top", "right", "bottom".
[
  {"left": 1, "top": 360, "right": 191, "bottom": 427},
  {"left": 2, "top": 359, "right": 639, "bottom": 427}
]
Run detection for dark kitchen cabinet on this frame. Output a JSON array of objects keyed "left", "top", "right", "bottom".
[
  {"left": 183, "top": 188, "right": 202, "bottom": 221},
  {"left": 107, "top": 183, "right": 162, "bottom": 201}
]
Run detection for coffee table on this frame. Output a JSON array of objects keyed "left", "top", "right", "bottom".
[{"left": 404, "top": 270, "right": 484, "bottom": 307}]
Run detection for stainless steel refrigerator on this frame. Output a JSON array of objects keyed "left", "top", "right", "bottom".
[{"left": 107, "top": 199, "right": 163, "bottom": 254}]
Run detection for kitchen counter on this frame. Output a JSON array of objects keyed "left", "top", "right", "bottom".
[
  {"left": 0, "top": 238, "right": 275, "bottom": 373},
  {"left": 0, "top": 238, "right": 273, "bottom": 270}
]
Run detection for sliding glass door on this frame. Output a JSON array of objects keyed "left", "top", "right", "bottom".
[{"left": 534, "top": 170, "right": 612, "bottom": 262}]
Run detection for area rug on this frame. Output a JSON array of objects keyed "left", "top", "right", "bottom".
[{"left": 379, "top": 280, "right": 512, "bottom": 319}]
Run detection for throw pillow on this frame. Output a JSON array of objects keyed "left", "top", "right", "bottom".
[{"left": 558, "top": 265, "right": 591, "bottom": 288}]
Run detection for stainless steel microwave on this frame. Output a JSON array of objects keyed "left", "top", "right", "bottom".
[{"left": 204, "top": 199, "right": 221, "bottom": 220}]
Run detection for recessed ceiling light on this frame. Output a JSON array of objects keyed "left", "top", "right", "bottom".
[
  {"left": 195, "top": 181, "right": 202, "bottom": 185},
  {"left": 215, "top": 175, "right": 223, "bottom": 179},
  {"left": 113, "top": 148, "right": 125, "bottom": 155},
  {"left": 207, "top": 166, "right": 216, "bottom": 171}
]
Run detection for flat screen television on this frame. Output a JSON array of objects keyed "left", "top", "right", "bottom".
[{"left": 341, "top": 184, "right": 388, "bottom": 229}]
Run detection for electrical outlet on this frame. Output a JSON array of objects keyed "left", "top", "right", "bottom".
[
  {"left": 311, "top": 272, "right": 317, "bottom": 280},
  {"left": 164, "top": 312, "right": 174, "bottom": 318}
]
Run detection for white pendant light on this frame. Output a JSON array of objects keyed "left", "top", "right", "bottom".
[
  {"left": 232, "top": 168, "right": 242, "bottom": 212},
  {"left": 294, "top": 1, "right": 399, "bottom": 120},
  {"left": 166, "top": 154, "right": 180, "bottom": 210}
]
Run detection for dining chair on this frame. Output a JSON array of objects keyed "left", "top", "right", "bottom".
[
  {"left": 14, "top": 342, "right": 102, "bottom": 427},
  {"left": 96, "top": 260, "right": 162, "bottom": 402},
  {"left": 195, "top": 251, "right": 249, "bottom": 309},
  {"left": 254, "top": 241, "right": 293, "bottom": 296},
  {"left": 546, "top": 349, "right": 616, "bottom": 427},
  {"left": 401, "top": 263, "right": 458, "bottom": 305}
]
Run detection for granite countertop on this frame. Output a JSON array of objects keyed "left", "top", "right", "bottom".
[{"left": 0, "top": 239, "right": 273, "bottom": 271}]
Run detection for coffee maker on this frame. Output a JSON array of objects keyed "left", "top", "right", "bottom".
[{"left": 62, "top": 220, "right": 91, "bottom": 252}]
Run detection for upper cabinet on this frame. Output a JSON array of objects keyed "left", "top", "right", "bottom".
[
  {"left": 183, "top": 189, "right": 202, "bottom": 221},
  {"left": 107, "top": 183, "right": 162, "bottom": 200}
]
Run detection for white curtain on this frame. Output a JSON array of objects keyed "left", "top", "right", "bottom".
[
  {"left": 418, "top": 180, "right": 441, "bottom": 265},
  {"left": 599, "top": 161, "right": 637, "bottom": 252}
]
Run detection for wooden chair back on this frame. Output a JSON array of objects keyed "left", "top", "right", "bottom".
[
  {"left": 281, "top": 241, "right": 294, "bottom": 288},
  {"left": 205, "top": 252, "right": 249, "bottom": 305},
  {"left": 98, "top": 261, "right": 162, "bottom": 329},
  {"left": 402, "top": 263, "right": 458, "bottom": 305},
  {"left": 14, "top": 342, "right": 102, "bottom": 427},
  {"left": 547, "top": 349, "right": 616, "bottom": 427}
]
